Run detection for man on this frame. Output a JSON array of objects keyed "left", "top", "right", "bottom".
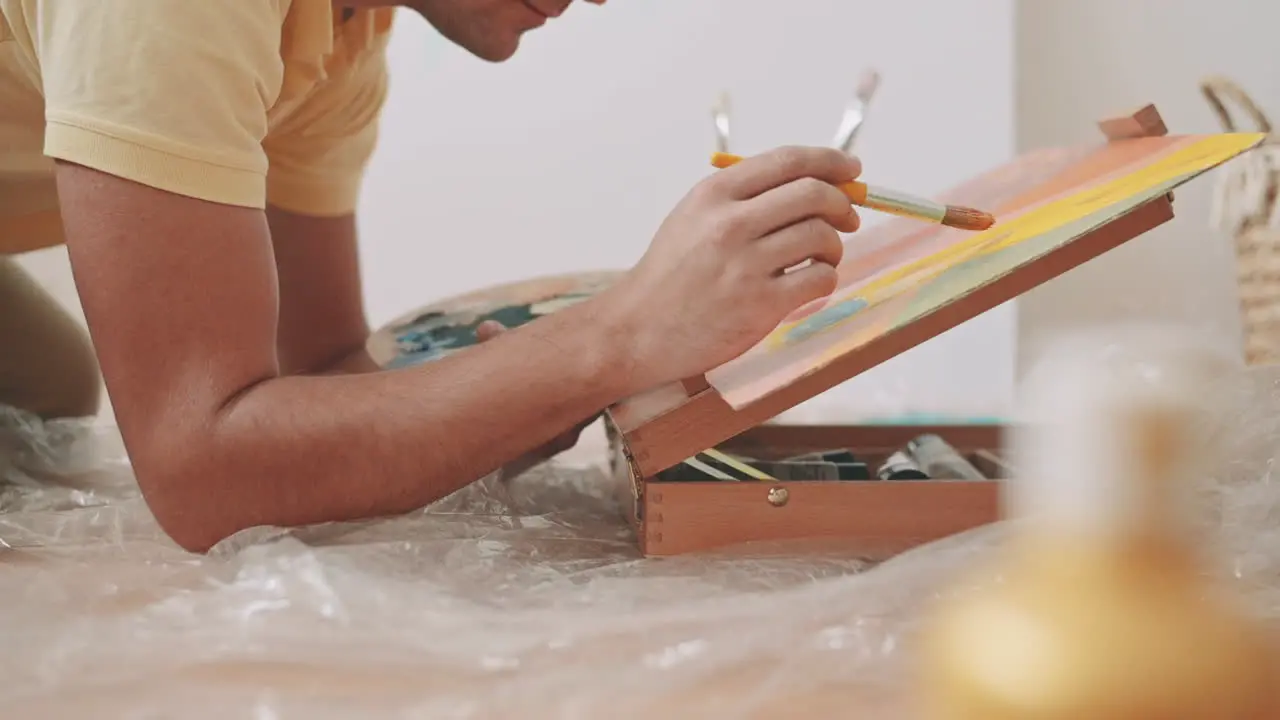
[{"left": 0, "top": 0, "right": 861, "bottom": 551}]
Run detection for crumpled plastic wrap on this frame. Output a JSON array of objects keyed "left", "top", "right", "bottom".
[{"left": 3, "top": 329, "right": 1280, "bottom": 718}]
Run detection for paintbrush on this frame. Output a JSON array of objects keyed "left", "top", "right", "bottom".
[
  {"left": 711, "top": 91, "right": 731, "bottom": 154},
  {"left": 832, "top": 69, "right": 881, "bottom": 153},
  {"left": 710, "top": 151, "right": 996, "bottom": 232}
]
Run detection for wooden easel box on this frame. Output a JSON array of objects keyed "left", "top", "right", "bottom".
[
  {"left": 605, "top": 421, "right": 1008, "bottom": 559},
  {"left": 603, "top": 104, "right": 1262, "bottom": 560}
]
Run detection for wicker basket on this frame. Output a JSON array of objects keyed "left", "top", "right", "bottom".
[{"left": 1203, "top": 76, "right": 1280, "bottom": 366}]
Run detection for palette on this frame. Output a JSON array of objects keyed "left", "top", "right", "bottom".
[
  {"left": 366, "top": 271, "right": 620, "bottom": 368},
  {"left": 603, "top": 104, "right": 1265, "bottom": 558}
]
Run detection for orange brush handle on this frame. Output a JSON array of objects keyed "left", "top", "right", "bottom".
[{"left": 709, "top": 151, "right": 869, "bottom": 205}]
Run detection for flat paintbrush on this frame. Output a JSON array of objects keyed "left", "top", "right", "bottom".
[
  {"left": 832, "top": 69, "right": 881, "bottom": 153},
  {"left": 710, "top": 151, "right": 996, "bottom": 232}
]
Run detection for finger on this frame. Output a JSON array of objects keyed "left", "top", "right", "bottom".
[
  {"left": 475, "top": 320, "right": 507, "bottom": 342},
  {"left": 713, "top": 146, "right": 862, "bottom": 200},
  {"left": 774, "top": 260, "right": 840, "bottom": 309},
  {"left": 754, "top": 218, "right": 844, "bottom": 275},
  {"left": 738, "top": 176, "right": 860, "bottom": 238}
]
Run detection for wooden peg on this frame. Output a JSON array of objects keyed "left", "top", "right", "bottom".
[
  {"left": 1097, "top": 103, "right": 1168, "bottom": 142},
  {"left": 1098, "top": 104, "right": 1174, "bottom": 203}
]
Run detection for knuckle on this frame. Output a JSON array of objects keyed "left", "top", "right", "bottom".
[
  {"left": 845, "top": 153, "right": 864, "bottom": 179},
  {"left": 816, "top": 183, "right": 850, "bottom": 215},
  {"left": 795, "top": 177, "right": 829, "bottom": 207},
  {"left": 802, "top": 215, "right": 830, "bottom": 239},
  {"left": 826, "top": 186, "right": 853, "bottom": 216},
  {"left": 812, "top": 218, "right": 841, "bottom": 245},
  {"left": 825, "top": 235, "right": 846, "bottom": 265},
  {"left": 769, "top": 145, "right": 810, "bottom": 176},
  {"left": 810, "top": 264, "right": 840, "bottom": 295},
  {"left": 722, "top": 256, "right": 757, "bottom": 289},
  {"left": 707, "top": 208, "right": 746, "bottom": 243},
  {"left": 690, "top": 175, "right": 726, "bottom": 204},
  {"left": 827, "top": 225, "right": 845, "bottom": 252}
]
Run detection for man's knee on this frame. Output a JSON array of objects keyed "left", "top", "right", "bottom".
[
  {"left": 0, "top": 257, "right": 103, "bottom": 420},
  {"left": 36, "top": 327, "right": 102, "bottom": 419}
]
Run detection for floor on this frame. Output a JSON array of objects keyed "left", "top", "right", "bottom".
[
  {"left": 7, "top": 250, "right": 1280, "bottom": 717},
  {"left": 5, "top": 361, "right": 1280, "bottom": 718},
  {"left": 0, "top": 405, "right": 957, "bottom": 718}
]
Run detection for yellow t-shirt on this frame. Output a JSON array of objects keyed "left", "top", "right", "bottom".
[{"left": 0, "top": 0, "right": 394, "bottom": 255}]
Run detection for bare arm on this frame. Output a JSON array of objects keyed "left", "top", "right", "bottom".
[
  {"left": 265, "top": 206, "right": 378, "bottom": 375},
  {"left": 266, "top": 207, "right": 590, "bottom": 474},
  {"left": 59, "top": 163, "right": 636, "bottom": 552},
  {"left": 59, "top": 144, "right": 861, "bottom": 553}
]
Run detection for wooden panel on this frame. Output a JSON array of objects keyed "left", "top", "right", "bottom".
[{"left": 640, "top": 479, "right": 999, "bottom": 558}]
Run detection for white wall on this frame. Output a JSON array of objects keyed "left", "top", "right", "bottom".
[
  {"left": 1014, "top": 0, "right": 1280, "bottom": 373},
  {"left": 359, "top": 0, "right": 1018, "bottom": 422}
]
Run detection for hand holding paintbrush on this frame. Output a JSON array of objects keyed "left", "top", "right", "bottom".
[{"left": 710, "top": 152, "right": 996, "bottom": 232}]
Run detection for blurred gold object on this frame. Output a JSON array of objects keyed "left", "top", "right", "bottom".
[{"left": 915, "top": 335, "right": 1278, "bottom": 719}]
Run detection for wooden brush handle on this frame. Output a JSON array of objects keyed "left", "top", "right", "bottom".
[{"left": 709, "top": 151, "right": 869, "bottom": 205}]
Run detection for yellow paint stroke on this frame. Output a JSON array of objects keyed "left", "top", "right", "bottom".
[{"left": 763, "top": 133, "right": 1263, "bottom": 351}]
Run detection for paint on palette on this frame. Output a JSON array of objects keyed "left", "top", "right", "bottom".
[
  {"left": 388, "top": 292, "right": 595, "bottom": 368},
  {"left": 783, "top": 297, "right": 869, "bottom": 344}
]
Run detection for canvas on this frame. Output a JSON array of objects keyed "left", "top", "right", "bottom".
[{"left": 706, "top": 132, "right": 1266, "bottom": 409}]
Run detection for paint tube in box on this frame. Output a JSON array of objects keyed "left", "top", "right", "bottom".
[
  {"left": 877, "top": 450, "right": 931, "bottom": 480},
  {"left": 906, "top": 433, "right": 986, "bottom": 480}
]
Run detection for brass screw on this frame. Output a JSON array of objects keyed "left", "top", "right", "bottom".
[{"left": 767, "top": 486, "right": 790, "bottom": 507}]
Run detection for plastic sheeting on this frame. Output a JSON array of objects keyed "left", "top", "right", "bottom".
[{"left": 3, "top": 344, "right": 1280, "bottom": 718}]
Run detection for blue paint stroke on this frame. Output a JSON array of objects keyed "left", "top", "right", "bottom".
[
  {"left": 386, "top": 293, "right": 595, "bottom": 369},
  {"left": 783, "top": 296, "right": 869, "bottom": 345}
]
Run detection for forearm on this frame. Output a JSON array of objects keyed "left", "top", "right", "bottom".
[
  {"left": 314, "top": 344, "right": 381, "bottom": 375},
  {"left": 151, "top": 295, "right": 633, "bottom": 550},
  {"left": 143, "top": 296, "right": 620, "bottom": 548}
]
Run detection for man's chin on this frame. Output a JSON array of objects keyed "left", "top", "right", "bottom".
[{"left": 468, "top": 37, "right": 521, "bottom": 63}]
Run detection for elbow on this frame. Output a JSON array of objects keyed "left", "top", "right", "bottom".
[
  {"left": 163, "top": 523, "right": 224, "bottom": 555},
  {"left": 133, "top": 459, "right": 247, "bottom": 554},
  {"left": 160, "top": 515, "right": 227, "bottom": 555}
]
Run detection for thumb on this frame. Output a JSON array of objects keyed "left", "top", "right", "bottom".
[{"left": 475, "top": 320, "right": 508, "bottom": 343}]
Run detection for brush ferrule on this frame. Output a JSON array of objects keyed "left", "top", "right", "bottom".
[{"left": 863, "top": 185, "right": 947, "bottom": 224}]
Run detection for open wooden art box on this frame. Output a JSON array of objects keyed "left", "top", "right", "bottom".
[{"left": 600, "top": 104, "right": 1265, "bottom": 559}]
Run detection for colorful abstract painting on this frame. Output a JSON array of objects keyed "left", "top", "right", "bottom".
[
  {"left": 704, "top": 132, "right": 1266, "bottom": 410},
  {"left": 367, "top": 271, "right": 620, "bottom": 369}
]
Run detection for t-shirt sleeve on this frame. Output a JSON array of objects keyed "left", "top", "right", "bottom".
[
  {"left": 35, "top": 0, "right": 284, "bottom": 208},
  {"left": 262, "top": 41, "right": 390, "bottom": 217}
]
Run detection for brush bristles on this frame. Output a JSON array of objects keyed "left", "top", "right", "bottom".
[
  {"left": 855, "top": 70, "right": 881, "bottom": 103},
  {"left": 942, "top": 205, "right": 996, "bottom": 232}
]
